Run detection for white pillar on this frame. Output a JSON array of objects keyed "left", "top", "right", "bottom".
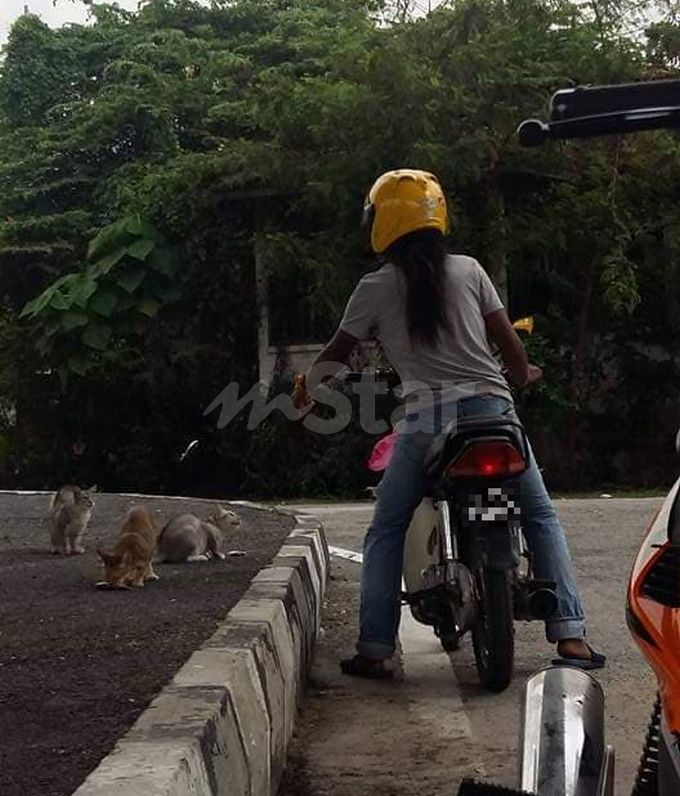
[{"left": 254, "top": 204, "right": 270, "bottom": 385}]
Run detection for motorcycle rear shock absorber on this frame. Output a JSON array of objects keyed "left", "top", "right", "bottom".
[
  {"left": 632, "top": 694, "right": 662, "bottom": 796},
  {"left": 457, "top": 779, "right": 535, "bottom": 796}
]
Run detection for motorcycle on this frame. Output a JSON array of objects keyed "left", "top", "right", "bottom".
[
  {"left": 457, "top": 76, "right": 680, "bottom": 795},
  {"left": 348, "top": 317, "right": 557, "bottom": 693}
]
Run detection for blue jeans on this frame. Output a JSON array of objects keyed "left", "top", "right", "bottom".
[{"left": 357, "top": 394, "right": 586, "bottom": 659}]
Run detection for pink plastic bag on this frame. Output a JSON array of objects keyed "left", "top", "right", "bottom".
[{"left": 367, "top": 430, "right": 399, "bottom": 472}]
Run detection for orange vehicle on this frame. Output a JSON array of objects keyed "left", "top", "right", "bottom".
[
  {"left": 626, "top": 475, "right": 680, "bottom": 795},
  {"left": 458, "top": 78, "right": 680, "bottom": 796}
]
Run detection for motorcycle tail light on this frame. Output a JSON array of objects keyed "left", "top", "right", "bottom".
[{"left": 446, "top": 440, "right": 526, "bottom": 479}]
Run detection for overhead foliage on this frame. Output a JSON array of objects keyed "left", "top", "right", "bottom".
[
  {"left": 0, "top": 0, "right": 679, "bottom": 494},
  {"left": 20, "top": 216, "right": 181, "bottom": 378}
]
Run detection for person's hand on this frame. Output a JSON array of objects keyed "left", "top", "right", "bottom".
[
  {"left": 292, "top": 373, "right": 312, "bottom": 410},
  {"left": 526, "top": 364, "right": 543, "bottom": 386}
]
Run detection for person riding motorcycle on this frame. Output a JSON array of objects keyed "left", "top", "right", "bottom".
[{"left": 293, "top": 169, "right": 605, "bottom": 679}]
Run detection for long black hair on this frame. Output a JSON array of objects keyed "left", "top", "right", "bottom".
[{"left": 384, "top": 228, "right": 450, "bottom": 347}]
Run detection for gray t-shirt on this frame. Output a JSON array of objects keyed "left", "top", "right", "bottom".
[{"left": 339, "top": 254, "right": 511, "bottom": 404}]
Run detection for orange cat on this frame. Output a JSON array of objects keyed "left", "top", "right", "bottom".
[{"left": 97, "top": 505, "right": 159, "bottom": 587}]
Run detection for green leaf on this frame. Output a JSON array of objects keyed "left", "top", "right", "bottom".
[
  {"left": 67, "top": 354, "right": 91, "bottom": 376},
  {"left": 137, "top": 297, "right": 161, "bottom": 317},
  {"left": 72, "top": 277, "right": 98, "bottom": 309},
  {"left": 50, "top": 291, "right": 71, "bottom": 311},
  {"left": 22, "top": 294, "right": 48, "bottom": 319},
  {"left": 126, "top": 238, "right": 156, "bottom": 261},
  {"left": 116, "top": 267, "right": 146, "bottom": 294},
  {"left": 87, "top": 219, "right": 133, "bottom": 261},
  {"left": 88, "top": 289, "right": 119, "bottom": 317},
  {"left": 61, "top": 312, "right": 89, "bottom": 331},
  {"left": 116, "top": 294, "right": 137, "bottom": 312},
  {"left": 45, "top": 319, "right": 61, "bottom": 337},
  {"left": 115, "top": 317, "right": 137, "bottom": 335},
  {"left": 90, "top": 248, "right": 127, "bottom": 278},
  {"left": 150, "top": 247, "right": 180, "bottom": 276},
  {"left": 82, "top": 322, "right": 112, "bottom": 351},
  {"left": 124, "top": 217, "right": 160, "bottom": 241},
  {"left": 36, "top": 335, "right": 53, "bottom": 357},
  {"left": 153, "top": 281, "right": 182, "bottom": 303},
  {"left": 21, "top": 274, "right": 78, "bottom": 318},
  {"left": 21, "top": 286, "right": 56, "bottom": 318}
]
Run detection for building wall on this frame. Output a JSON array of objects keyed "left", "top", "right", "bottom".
[{"left": 262, "top": 342, "right": 380, "bottom": 384}]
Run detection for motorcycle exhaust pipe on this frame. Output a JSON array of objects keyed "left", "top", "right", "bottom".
[{"left": 520, "top": 666, "right": 614, "bottom": 796}]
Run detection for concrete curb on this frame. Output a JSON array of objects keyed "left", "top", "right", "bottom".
[{"left": 72, "top": 509, "right": 328, "bottom": 796}]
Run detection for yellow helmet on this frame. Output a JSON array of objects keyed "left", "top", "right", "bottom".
[{"left": 364, "top": 169, "right": 448, "bottom": 254}]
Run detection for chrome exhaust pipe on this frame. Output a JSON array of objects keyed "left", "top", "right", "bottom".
[{"left": 520, "top": 666, "right": 614, "bottom": 796}]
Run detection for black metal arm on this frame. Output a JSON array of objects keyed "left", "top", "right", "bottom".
[{"left": 518, "top": 78, "right": 680, "bottom": 146}]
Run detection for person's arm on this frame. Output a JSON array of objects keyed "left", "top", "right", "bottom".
[
  {"left": 485, "top": 309, "right": 542, "bottom": 387},
  {"left": 308, "top": 329, "right": 358, "bottom": 386},
  {"left": 475, "top": 260, "right": 541, "bottom": 388},
  {"left": 313, "top": 329, "right": 358, "bottom": 367},
  {"left": 292, "top": 330, "right": 359, "bottom": 409},
  {"left": 292, "top": 275, "right": 376, "bottom": 409}
]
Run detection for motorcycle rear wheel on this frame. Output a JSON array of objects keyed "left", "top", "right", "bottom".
[{"left": 471, "top": 567, "right": 514, "bottom": 692}]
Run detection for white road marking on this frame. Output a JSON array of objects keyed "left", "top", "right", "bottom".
[
  {"left": 328, "top": 545, "right": 365, "bottom": 564},
  {"left": 328, "top": 543, "right": 476, "bottom": 746},
  {"left": 291, "top": 503, "right": 374, "bottom": 514},
  {"left": 0, "top": 490, "right": 54, "bottom": 496},
  {"left": 400, "top": 608, "right": 475, "bottom": 743}
]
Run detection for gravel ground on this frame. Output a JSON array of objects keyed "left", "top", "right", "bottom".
[{"left": 0, "top": 492, "right": 293, "bottom": 796}]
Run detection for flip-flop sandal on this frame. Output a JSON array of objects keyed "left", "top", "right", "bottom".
[
  {"left": 340, "top": 655, "right": 394, "bottom": 680},
  {"left": 552, "top": 643, "right": 606, "bottom": 670}
]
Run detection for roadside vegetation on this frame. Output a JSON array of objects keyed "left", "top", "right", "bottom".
[{"left": 0, "top": 0, "right": 679, "bottom": 497}]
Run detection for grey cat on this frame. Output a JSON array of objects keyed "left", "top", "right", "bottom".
[
  {"left": 157, "top": 505, "right": 240, "bottom": 563},
  {"left": 49, "top": 485, "right": 96, "bottom": 555}
]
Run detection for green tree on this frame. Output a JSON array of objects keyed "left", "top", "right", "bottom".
[{"left": 0, "top": 0, "right": 679, "bottom": 493}]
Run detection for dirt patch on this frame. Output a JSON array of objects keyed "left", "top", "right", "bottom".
[{"left": 0, "top": 492, "right": 293, "bottom": 796}]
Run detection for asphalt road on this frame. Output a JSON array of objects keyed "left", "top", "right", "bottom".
[{"left": 280, "top": 497, "right": 662, "bottom": 796}]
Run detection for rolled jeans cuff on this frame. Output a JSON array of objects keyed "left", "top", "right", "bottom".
[
  {"left": 546, "top": 617, "right": 586, "bottom": 643},
  {"left": 357, "top": 639, "right": 395, "bottom": 660}
]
